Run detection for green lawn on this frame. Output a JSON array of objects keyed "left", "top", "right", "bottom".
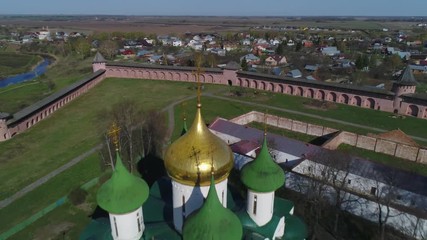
[
  {"left": 338, "top": 144, "right": 427, "bottom": 177},
  {"left": 248, "top": 122, "right": 319, "bottom": 143},
  {"left": 0, "top": 52, "right": 42, "bottom": 79},
  {"left": 0, "top": 152, "right": 101, "bottom": 237}
]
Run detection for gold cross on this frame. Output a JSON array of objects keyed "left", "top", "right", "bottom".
[
  {"left": 181, "top": 102, "right": 187, "bottom": 121},
  {"left": 108, "top": 121, "right": 121, "bottom": 151},
  {"left": 263, "top": 110, "right": 268, "bottom": 136},
  {"left": 193, "top": 54, "right": 204, "bottom": 107},
  {"left": 189, "top": 146, "right": 202, "bottom": 175}
]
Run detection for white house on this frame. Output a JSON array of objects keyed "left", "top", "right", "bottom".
[{"left": 172, "top": 39, "right": 183, "bottom": 47}]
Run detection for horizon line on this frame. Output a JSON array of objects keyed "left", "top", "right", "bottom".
[{"left": 0, "top": 14, "right": 426, "bottom": 18}]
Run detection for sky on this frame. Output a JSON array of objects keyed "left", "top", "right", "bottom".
[{"left": 0, "top": 0, "right": 426, "bottom": 16}]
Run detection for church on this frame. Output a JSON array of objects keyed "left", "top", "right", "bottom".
[{"left": 80, "top": 70, "right": 307, "bottom": 240}]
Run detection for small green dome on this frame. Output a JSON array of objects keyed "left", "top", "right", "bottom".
[
  {"left": 97, "top": 153, "right": 149, "bottom": 214},
  {"left": 240, "top": 136, "right": 285, "bottom": 192},
  {"left": 183, "top": 176, "right": 242, "bottom": 240}
]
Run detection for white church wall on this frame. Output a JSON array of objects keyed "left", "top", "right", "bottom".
[
  {"left": 109, "top": 207, "right": 144, "bottom": 240},
  {"left": 171, "top": 179, "right": 228, "bottom": 232},
  {"left": 247, "top": 190, "right": 275, "bottom": 226}
]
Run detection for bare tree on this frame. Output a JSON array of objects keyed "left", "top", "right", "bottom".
[
  {"left": 97, "top": 100, "right": 167, "bottom": 173},
  {"left": 373, "top": 169, "right": 401, "bottom": 240},
  {"left": 99, "top": 40, "right": 118, "bottom": 60},
  {"left": 319, "top": 150, "right": 353, "bottom": 234}
]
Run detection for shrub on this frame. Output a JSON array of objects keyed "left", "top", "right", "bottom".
[{"left": 68, "top": 187, "right": 88, "bottom": 206}]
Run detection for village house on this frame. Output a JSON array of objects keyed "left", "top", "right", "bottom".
[
  {"left": 240, "top": 53, "right": 260, "bottom": 65},
  {"left": 265, "top": 55, "right": 287, "bottom": 66},
  {"left": 287, "top": 69, "right": 303, "bottom": 78},
  {"left": 321, "top": 46, "right": 340, "bottom": 56}
]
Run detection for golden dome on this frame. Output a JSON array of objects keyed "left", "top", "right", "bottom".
[{"left": 164, "top": 104, "right": 234, "bottom": 186}]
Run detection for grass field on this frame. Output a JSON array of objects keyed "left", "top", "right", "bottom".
[
  {"left": 0, "top": 153, "right": 101, "bottom": 237},
  {"left": 0, "top": 52, "right": 42, "bottom": 79},
  {"left": 0, "top": 55, "right": 92, "bottom": 114}
]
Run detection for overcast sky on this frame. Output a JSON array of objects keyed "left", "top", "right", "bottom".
[{"left": 0, "top": 0, "right": 426, "bottom": 16}]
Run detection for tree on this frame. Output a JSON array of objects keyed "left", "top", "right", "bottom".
[
  {"left": 317, "top": 150, "right": 353, "bottom": 234},
  {"left": 355, "top": 54, "right": 369, "bottom": 70},
  {"left": 99, "top": 40, "right": 118, "bottom": 60},
  {"left": 295, "top": 41, "right": 302, "bottom": 52},
  {"left": 372, "top": 169, "right": 401, "bottom": 240},
  {"left": 73, "top": 38, "right": 91, "bottom": 59},
  {"left": 97, "top": 99, "right": 167, "bottom": 173},
  {"left": 241, "top": 57, "right": 248, "bottom": 71},
  {"left": 275, "top": 42, "right": 286, "bottom": 55}
]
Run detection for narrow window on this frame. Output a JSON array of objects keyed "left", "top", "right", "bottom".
[
  {"left": 347, "top": 179, "right": 351, "bottom": 185},
  {"left": 370, "top": 187, "right": 377, "bottom": 195},
  {"left": 253, "top": 195, "right": 257, "bottom": 215},
  {"left": 221, "top": 190, "right": 225, "bottom": 205},
  {"left": 182, "top": 195, "right": 186, "bottom": 214},
  {"left": 114, "top": 217, "right": 119, "bottom": 237},
  {"left": 137, "top": 212, "right": 141, "bottom": 232},
  {"left": 271, "top": 195, "right": 274, "bottom": 214}
]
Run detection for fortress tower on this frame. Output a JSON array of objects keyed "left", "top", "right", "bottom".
[
  {"left": 92, "top": 52, "right": 107, "bottom": 72},
  {"left": 392, "top": 66, "right": 418, "bottom": 112},
  {"left": 0, "top": 113, "right": 11, "bottom": 142}
]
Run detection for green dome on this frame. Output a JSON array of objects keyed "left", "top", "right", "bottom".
[
  {"left": 240, "top": 136, "right": 285, "bottom": 192},
  {"left": 183, "top": 176, "right": 242, "bottom": 240},
  {"left": 97, "top": 153, "right": 149, "bottom": 214}
]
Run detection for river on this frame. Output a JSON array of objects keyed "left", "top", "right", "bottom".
[{"left": 0, "top": 57, "right": 52, "bottom": 88}]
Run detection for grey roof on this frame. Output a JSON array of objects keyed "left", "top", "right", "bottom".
[
  {"left": 224, "top": 61, "right": 241, "bottom": 70},
  {"left": 237, "top": 71, "right": 394, "bottom": 97},
  {"left": 288, "top": 69, "right": 302, "bottom": 78},
  {"left": 209, "top": 118, "right": 319, "bottom": 163},
  {"left": 93, "top": 52, "right": 106, "bottom": 63},
  {"left": 209, "top": 118, "right": 427, "bottom": 197},
  {"left": 409, "top": 64, "right": 427, "bottom": 72},
  {"left": 304, "top": 64, "right": 319, "bottom": 71},
  {"left": 0, "top": 112, "right": 11, "bottom": 119},
  {"left": 395, "top": 66, "right": 418, "bottom": 86},
  {"left": 7, "top": 70, "right": 106, "bottom": 126},
  {"left": 401, "top": 93, "right": 427, "bottom": 103},
  {"left": 107, "top": 62, "right": 223, "bottom": 73}
]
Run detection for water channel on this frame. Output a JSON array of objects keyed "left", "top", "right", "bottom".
[{"left": 0, "top": 57, "right": 52, "bottom": 88}]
